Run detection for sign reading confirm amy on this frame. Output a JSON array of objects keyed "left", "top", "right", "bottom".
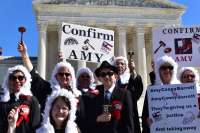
[
  {"left": 147, "top": 83, "right": 200, "bottom": 133},
  {"left": 153, "top": 26, "right": 200, "bottom": 67},
  {"left": 60, "top": 23, "right": 114, "bottom": 63}
]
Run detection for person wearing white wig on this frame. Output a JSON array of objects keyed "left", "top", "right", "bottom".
[
  {"left": 178, "top": 67, "right": 200, "bottom": 95},
  {"left": 113, "top": 56, "right": 143, "bottom": 133},
  {"left": 113, "top": 56, "right": 143, "bottom": 100},
  {"left": 50, "top": 61, "right": 81, "bottom": 97},
  {"left": 178, "top": 67, "right": 199, "bottom": 84},
  {"left": 0, "top": 65, "right": 40, "bottom": 133},
  {"left": 76, "top": 67, "right": 96, "bottom": 93},
  {"left": 154, "top": 55, "right": 179, "bottom": 85},
  {"left": 142, "top": 55, "right": 179, "bottom": 133},
  {"left": 36, "top": 89, "right": 78, "bottom": 133},
  {"left": 18, "top": 42, "right": 81, "bottom": 112},
  {"left": 75, "top": 67, "right": 100, "bottom": 133}
]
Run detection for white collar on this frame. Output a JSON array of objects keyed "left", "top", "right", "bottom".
[{"left": 104, "top": 83, "right": 115, "bottom": 94}]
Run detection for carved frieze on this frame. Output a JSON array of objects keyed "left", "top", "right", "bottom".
[{"left": 33, "top": 0, "right": 184, "bottom": 9}]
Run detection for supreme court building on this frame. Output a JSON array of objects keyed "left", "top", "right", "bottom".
[{"left": 32, "top": 0, "right": 185, "bottom": 113}]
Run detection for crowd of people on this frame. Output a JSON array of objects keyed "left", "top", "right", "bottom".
[{"left": 0, "top": 42, "right": 199, "bottom": 133}]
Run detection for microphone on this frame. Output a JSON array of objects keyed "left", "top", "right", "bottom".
[{"left": 103, "top": 104, "right": 112, "bottom": 113}]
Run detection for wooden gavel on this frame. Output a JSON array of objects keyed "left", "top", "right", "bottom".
[{"left": 18, "top": 26, "right": 26, "bottom": 43}]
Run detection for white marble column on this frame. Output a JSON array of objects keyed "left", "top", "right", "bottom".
[
  {"left": 136, "top": 27, "right": 148, "bottom": 89},
  {"left": 37, "top": 23, "right": 47, "bottom": 79},
  {"left": 117, "top": 26, "right": 127, "bottom": 58},
  {"left": 135, "top": 27, "right": 148, "bottom": 117},
  {"left": 77, "top": 60, "right": 86, "bottom": 70}
]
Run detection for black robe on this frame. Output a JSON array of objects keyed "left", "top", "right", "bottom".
[
  {"left": 30, "top": 69, "right": 52, "bottom": 112},
  {"left": 0, "top": 95, "right": 40, "bottom": 133},
  {"left": 118, "top": 74, "right": 143, "bottom": 133}
]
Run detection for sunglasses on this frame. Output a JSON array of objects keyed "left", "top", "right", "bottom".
[
  {"left": 80, "top": 75, "right": 90, "bottom": 78},
  {"left": 160, "top": 65, "right": 174, "bottom": 70},
  {"left": 99, "top": 71, "right": 114, "bottom": 77},
  {"left": 9, "top": 75, "right": 25, "bottom": 81},
  {"left": 57, "top": 72, "right": 71, "bottom": 77},
  {"left": 183, "top": 74, "right": 195, "bottom": 79}
]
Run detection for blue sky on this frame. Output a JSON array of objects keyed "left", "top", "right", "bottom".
[{"left": 0, "top": 0, "right": 199, "bottom": 56}]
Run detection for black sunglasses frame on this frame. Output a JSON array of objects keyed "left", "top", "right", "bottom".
[
  {"left": 182, "top": 74, "right": 195, "bottom": 79},
  {"left": 57, "top": 72, "right": 71, "bottom": 77},
  {"left": 99, "top": 71, "right": 114, "bottom": 77},
  {"left": 9, "top": 75, "right": 25, "bottom": 81},
  {"left": 160, "top": 65, "right": 174, "bottom": 70}
]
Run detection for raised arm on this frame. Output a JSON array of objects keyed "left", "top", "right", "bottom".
[
  {"left": 18, "top": 42, "right": 33, "bottom": 72},
  {"left": 18, "top": 42, "right": 51, "bottom": 111}
]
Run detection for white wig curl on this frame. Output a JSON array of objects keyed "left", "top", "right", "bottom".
[
  {"left": 36, "top": 89, "right": 78, "bottom": 133},
  {"left": 155, "top": 55, "right": 179, "bottom": 85},
  {"left": 0, "top": 65, "right": 32, "bottom": 102},
  {"left": 113, "top": 56, "right": 131, "bottom": 84},
  {"left": 50, "top": 62, "right": 81, "bottom": 97},
  {"left": 178, "top": 67, "right": 199, "bottom": 83},
  {"left": 113, "top": 56, "right": 129, "bottom": 68},
  {"left": 76, "top": 67, "right": 94, "bottom": 87}
]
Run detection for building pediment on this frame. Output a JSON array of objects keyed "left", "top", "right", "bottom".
[{"left": 33, "top": 0, "right": 184, "bottom": 9}]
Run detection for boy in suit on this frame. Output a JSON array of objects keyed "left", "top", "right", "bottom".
[{"left": 84, "top": 61, "right": 136, "bottom": 133}]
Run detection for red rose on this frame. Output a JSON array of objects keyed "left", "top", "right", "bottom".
[{"left": 112, "top": 100, "right": 122, "bottom": 120}]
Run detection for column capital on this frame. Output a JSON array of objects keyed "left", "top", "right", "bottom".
[
  {"left": 38, "top": 22, "right": 48, "bottom": 32},
  {"left": 117, "top": 26, "right": 127, "bottom": 58},
  {"left": 117, "top": 26, "right": 127, "bottom": 32},
  {"left": 48, "top": 22, "right": 61, "bottom": 32},
  {"left": 136, "top": 26, "right": 146, "bottom": 34}
]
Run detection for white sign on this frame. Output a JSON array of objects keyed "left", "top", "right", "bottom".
[
  {"left": 147, "top": 83, "right": 200, "bottom": 133},
  {"left": 153, "top": 26, "right": 200, "bottom": 67},
  {"left": 60, "top": 23, "right": 114, "bottom": 63}
]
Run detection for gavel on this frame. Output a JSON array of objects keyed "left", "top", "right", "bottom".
[
  {"left": 18, "top": 26, "right": 26, "bottom": 43},
  {"left": 154, "top": 41, "right": 166, "bottom": 54}
]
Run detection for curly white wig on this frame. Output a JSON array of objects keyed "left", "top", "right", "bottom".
[
  {"left": 113, "top": 56, "right": 132, "bottom": 84},
  {"left": 76, "top": 67, "right": 94, "bottom": 88},
  {"left": 50, "top": 61, "right": 81, "bottom": 97},
  {"left": 178, "top": 67, "right": 199, "bottom": 83},
  {"left": 155, "top": 55, "right": 179, "bottom": 85},
  {"left": 0, "top": 65, "right": 32, "bottom": 102},
  {"left": 36, "top": 89, "right": 78, "bottom": 133}
]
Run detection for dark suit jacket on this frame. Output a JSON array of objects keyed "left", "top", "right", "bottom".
[{"left": 84, "top": 85, "right": 135, "bottom": 133}]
